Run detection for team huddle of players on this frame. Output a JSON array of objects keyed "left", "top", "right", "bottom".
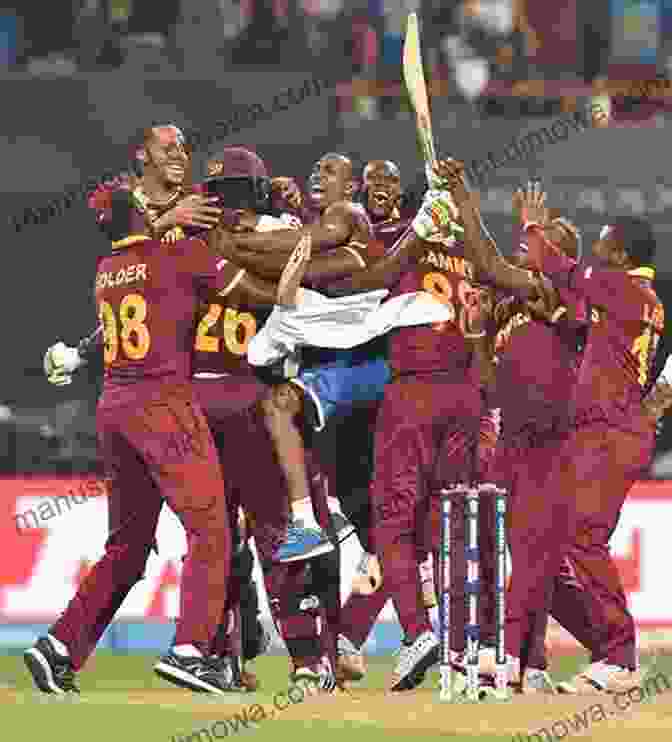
[{"left": 24, "top": 123, "right": 672, "bottom": 700}]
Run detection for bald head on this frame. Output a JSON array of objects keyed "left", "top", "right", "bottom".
[
  {"left": 363, "top": 160, "right": 400, "bottom": 181},
  {"left": 362, "top": 159, "right": 402, "bottom": 220}
]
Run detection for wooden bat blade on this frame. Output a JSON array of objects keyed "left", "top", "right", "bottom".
[{"left": 403, "top": 12, "right": 436, "bottom": 166}]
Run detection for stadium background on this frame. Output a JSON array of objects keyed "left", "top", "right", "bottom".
[{"left": 1, "top": 0, "right": 671, "bottom": 658}]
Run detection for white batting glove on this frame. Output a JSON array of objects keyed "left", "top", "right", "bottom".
[
  {"left": 44, "top": 342, "right": 84, "bottom": 386},
  {"left": 412, "top": 189, "right": 463, "bottom": 241},
  {"left": 425, "top": 161, "right": 452, "bottom": 191}
]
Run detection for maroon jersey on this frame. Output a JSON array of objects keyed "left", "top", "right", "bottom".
[
  {"left": 388, "top": 234, "right": 477, "bottom": 376},
  {"left": 527, "top": 225, "right": 665, "bottom": 431},
  {"left": 494, "top": 306, "right": 580, "bottom": 435},
  {"left": 372, "top": 213, "right": 412, "bottom": 254},
  {"left": 95, "top": 235, "right": 240, "bottom": 406},
  {"left": 192, "top": 259, "right": 270, "bottom": 377}
]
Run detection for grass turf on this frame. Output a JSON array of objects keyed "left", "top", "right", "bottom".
[{"left": 1, "top": 650, "right": 671, "bottom": 742}]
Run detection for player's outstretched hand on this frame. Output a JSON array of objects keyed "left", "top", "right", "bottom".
[
  {"left": 277, "top": 234, "right": 311, "bottom": 307},
  {"left": 431, "top": 159, "right": 469, "bottom": 205},
  {"left": 515, "top": 181, "right": 548, "bottom": 226},
  {"left": 271, "top": 177, "right": 303, "bottom": 211},
  {"left": 527, "top": 273, "right": 560, "bottom": 321},
  {"left": 157, "top": 194, "right": 222, "bottom": 232},
  {"left": 493, "top": 295, "right": 523, "bottom": 327}
]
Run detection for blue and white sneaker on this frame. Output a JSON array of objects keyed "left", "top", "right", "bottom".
[{"left": 273, "top": 520, "right": 335, "bottom": 563}]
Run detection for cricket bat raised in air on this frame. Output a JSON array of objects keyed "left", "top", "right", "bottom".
[{"left": 403, "top": 12, "right": 437, "bottom": 174}]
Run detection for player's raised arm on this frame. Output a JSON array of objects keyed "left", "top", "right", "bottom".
[
  {"left": 236, "top": 201, "right": 356, "bottom": 254},
  {"left": 436, "top": 160, "right": 539, "bottom": 298},
  {"left": 320, "top": 225, "right": 423, "bottom": 295},
  {"left": 319, "top": 186, "right": 464, "bottom": 296}
]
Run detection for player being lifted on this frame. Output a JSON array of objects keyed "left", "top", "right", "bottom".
[
  {"left": 237, "top": 159, "right": 511, "bottom": 691},
  {"left": 212, "top": 152, "right": 448, "bottom": 561}
]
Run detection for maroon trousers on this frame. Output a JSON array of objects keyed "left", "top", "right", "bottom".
[
  {"left": 194, "top": 376, "right": 335, "bottom": 670},
  {"left": 371, "top": 375, "right": 481, "bottom": 644},
  {"left": 502, "top": 421, "right": 652, "bottom": 668},
  {"left": 51, "top": 384, "right": 231, "bottom": 669}
]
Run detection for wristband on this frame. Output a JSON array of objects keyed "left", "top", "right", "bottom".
[{"left": 463, "top": 331, "right": 486, "bottom": 339}]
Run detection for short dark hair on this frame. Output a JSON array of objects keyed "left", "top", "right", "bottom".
[{"left": 610, "top": 216, "right": 657, "bottom": 267}]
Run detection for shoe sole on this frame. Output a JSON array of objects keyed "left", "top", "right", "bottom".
[
  {"left": 391, "top": 643, "right": 440, "bottom": 692},
  {"left": 276, "top": 539, "right": 336, "bottom": 563},
  {"left": 24, "top": 648, "right": 65, "bottom": 694},
  {"left": 154, "top": 661, "right": 242, "bottom": 694}
]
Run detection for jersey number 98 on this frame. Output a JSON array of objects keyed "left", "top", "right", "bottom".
[{"left": 99, "top": 293, "right": 150, "bottom": 364}]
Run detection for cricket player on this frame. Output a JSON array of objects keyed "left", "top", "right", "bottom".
[{"left": 25, "top": 223, "right": 245, "bottom": 694}]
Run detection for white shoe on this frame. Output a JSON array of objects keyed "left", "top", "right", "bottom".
[
  {"left": 390, "top": 630, "right": 439, "bottom": 691},
  {"left": 560, "top": 661, "right": 643, "bottom": 694}
]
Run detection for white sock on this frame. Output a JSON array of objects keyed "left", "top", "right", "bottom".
[
  {"left": 47, "top": 634, "right": 69, "bottom": 657},
  {"left": 290, "top": 497, "right": 321, "bottom": 530},
  {"left": 172, "top": 644, "right": 203, "bottom": 658}
]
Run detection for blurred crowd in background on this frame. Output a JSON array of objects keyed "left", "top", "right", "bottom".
[
  {"left": 0, "top": 1, "right": 669, "bottom": 112},
  {"left": 0, "top": 0, "right": 670, "bottom": 474}
]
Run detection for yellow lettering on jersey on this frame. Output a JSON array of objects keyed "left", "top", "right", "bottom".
[
  {"left": 421, "top": 251, "right": 473, "bottom": 279},
  {"left": 96, "top": 263, "right": 148, "bottom": 291}
]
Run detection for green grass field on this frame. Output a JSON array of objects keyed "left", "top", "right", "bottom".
[{"left": 2, "top": 650, "right": 672, "bottom": 742}]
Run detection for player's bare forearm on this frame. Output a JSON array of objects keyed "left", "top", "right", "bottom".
[
  {"left": 229, "top": 273, "right": 282, "bottom": 309},
  {"left": 233, "top": 219, "right": 353, "bottom": 254},
  {"left": 460, "top": 196, "right": 536, "bottom": 297},
  {"left": 471, "top": 334, "right": 497, "bottom": 396},
  {"left": 322, "top": 228, "right": 423, "bottom": 297},
  {"left": 222, "top": 247, "right": 291, "bottom": 281},
  {"left": 218, "top": 246, "right": 365, "bottom": 284}
]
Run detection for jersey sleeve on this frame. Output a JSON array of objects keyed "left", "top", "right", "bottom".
[{"left": 182, "top": 237, "right": 248, "bottom": 298}]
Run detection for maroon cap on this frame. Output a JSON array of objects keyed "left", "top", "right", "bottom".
[{"left": 207, "top": 147, "right": 268, "bottom": 178}]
